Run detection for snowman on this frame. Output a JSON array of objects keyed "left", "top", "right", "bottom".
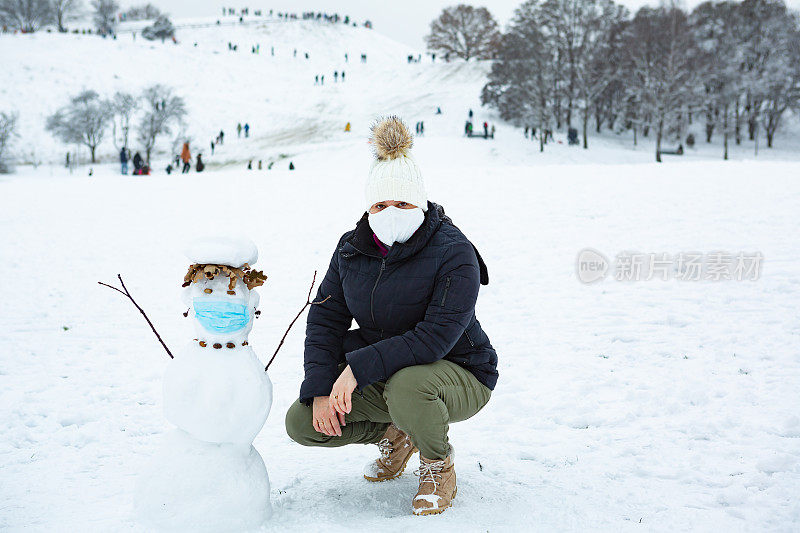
[{"left": 134, "top": 237, "right": 273, "bottom": 531}]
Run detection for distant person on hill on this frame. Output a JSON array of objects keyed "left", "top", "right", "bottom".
[
  {"left": 244, "top": 123, "right": 250, "bottom": 138},
  {"left": 210, "top": 140, "right": 215, "bottom": 155},
  {"left": 483, "top": 122, "right": 488, "bottom": 138},
  {"left": 334, "top": 71, "right": 338, "bottom": 82},
  {"left": 219, "top": 130, "right": 224, "bottom": 144},
  {"left": 289, "top": 161, "right": 295, "bottom": 170},
  {"left": 341, "top": 71, "right": 345, "bottom": 82},
  {"left": 420, "top": 121, "right": 424, "bottom": 135},
  {"left": 468, "top": 109, "right": 473, "bottom": 118},
  {"left": 166, "top": 163, "right": 173, "bottom": 174},
  {"left": 237, "top": 123, "right": 242, "bottom": 138},
  {"left": 196, "top": 154, "right": 205, "bottom": 172},
  {"left": 436, "top": 107, "right": 442, "bottom": 114},
  {"left": 315, "top": 74, "right": 319, "bottom": 84},
  {"left": 181, "top": 143, "right": 191, "bottom": 173},
  {"left": 133, "top": 151, "right": 143, "bottom": 173},
  {"left": 120, "top": 147, "right": 129, "bottom": 175},
  {"left": 321, "top": 75, "right": 324, "bottom": 85}
]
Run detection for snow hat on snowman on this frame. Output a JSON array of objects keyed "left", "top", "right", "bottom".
[
  {"left": 365, "top": 116, "right": 427, "bottom": 213},
  {"left": 182, "top": 237, "right": 266, "bottom": 291}
]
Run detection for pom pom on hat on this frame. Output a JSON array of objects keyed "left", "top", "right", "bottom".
[
  {"left": 366, "top": 116, "right": 427, "bottom": 211},
  {"left": 371, "top": 116, "right": 414, "bottom": 161}
]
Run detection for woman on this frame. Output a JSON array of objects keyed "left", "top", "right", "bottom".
[{"left": 285, "top": 117, "right": 498, "bottom": 516}]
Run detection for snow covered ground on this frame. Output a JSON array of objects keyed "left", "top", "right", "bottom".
[{"left": 1, "top": 15, "right": 800, "bottom": 533}]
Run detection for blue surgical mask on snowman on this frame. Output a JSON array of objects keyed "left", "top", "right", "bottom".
[{"left": 193, "top": 298, "right": 251, "bottom": 334}]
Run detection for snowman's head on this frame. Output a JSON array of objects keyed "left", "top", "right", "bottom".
[{"left": 181, "top": 237, "right": 267, "bottom": 345}]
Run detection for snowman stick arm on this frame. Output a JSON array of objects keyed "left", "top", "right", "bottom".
[
  {"left": 98, "top": 275, "right": 175, "bottom": 359},
  {"left": 265, "top": 271, "right": 330, "bottom": 372}
]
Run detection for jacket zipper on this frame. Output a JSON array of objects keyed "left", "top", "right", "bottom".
[
  {"left": 464, "top": 329, "right": 475, "bottom": 347},
  {"left": 370, "top": 259, "right": 386, "bottom": 328},
  {"left": 440, "top": 276, "right": 451, "bottom": 306}
]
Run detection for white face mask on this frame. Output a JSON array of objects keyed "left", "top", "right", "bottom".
[{"left": 368, "top": 206, "right": 425, "bottom": 246}]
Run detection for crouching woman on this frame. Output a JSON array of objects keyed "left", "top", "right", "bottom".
[{"left": 285, "top": 117, "right": 499, "bottom": 516}]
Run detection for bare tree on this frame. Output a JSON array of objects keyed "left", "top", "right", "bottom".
[
  {"left": 141, "top": 14, "right": 174, "bottom": 41},
  {"left": 46, "top": 90, "right": 111, "bottom": 163},
  {"left": 90, "top": 0, "right": 117, "bottom": 35},
  {"left": 574, "top": 0, "right": 630, "bottom": 148},
  {"left": 110, "top": 91, "right": 140, "bottom": 150},
  {"left": 482, "top": 0, "right": 554, "bottom": 152},
  {"left": 124, "top": 2, "right": 159, "bottom": 20},
  {"left": 425, "top": 4, "right": 500, "bottom": 61},
  {"left": 752, "top": 3, "right": 800, "bottom": 148},
  {"left": 137, "top": 85, "right": 187, "bottom": 164},
  {"left": 691, "top": 0, "right": 742, "bottom": 159},
  {"left": 0, "top": 111, "right": 18, "bottom": 174},
  {"left": 623, "top": 4, "right": 696, "bottom": 162},
  {"left": 52, "top": 0, "right": 81, "bottom": 32},
  {"left": 0, "top": 0, "right": 52, "bottom": 32}
]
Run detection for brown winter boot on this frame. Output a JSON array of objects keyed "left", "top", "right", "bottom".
[
  {"left": 412, "top": 449, "right": 457, "bottom": 516},
  {"left": 363, "top": 424, "right": 418, "bottom": 482}
]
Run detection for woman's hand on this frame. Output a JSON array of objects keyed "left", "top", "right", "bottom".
[
  {"left": 329, "top": 365, "right": 358, "bottom": 416},
  {"left": 313, "top": 396, "right": 346, "bottom": 437}
]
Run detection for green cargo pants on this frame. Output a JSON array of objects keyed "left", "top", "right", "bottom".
[{"left": 285, "top": 359, "right": 492, "bottom": 460}]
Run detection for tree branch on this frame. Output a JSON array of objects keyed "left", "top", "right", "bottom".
[
  {"left": 265, "top": 270, "right": 330, "bottom": 372},
  {"left": 98, "top": 274, "right": 174, "bottom": 359}
]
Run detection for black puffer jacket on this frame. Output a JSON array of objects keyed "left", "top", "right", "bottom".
[{"left": 298, "top": 202, "right": 499, "bottom": 404}]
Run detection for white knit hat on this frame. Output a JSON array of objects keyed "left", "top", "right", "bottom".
[{"left": 365, "top": 116, "right": 427, "bottom": 212}]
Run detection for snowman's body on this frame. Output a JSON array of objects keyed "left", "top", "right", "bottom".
[{"left": 135, "top": 238, "right": 272, "bottom": 531}]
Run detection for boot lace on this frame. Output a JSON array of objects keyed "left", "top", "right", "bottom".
[
  {"left": 414, "top": 460, "right": 445, "bottom": 492},
  {"left": 377, "top": 438, "right": 393, "bottom": 464}
]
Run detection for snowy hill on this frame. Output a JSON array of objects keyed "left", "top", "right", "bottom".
[
  {"left": 1, "top": 16, "right": 492, "bottom": 169},
  {"left": 2, "top": 14, "right": 798, "bottom": 173}
]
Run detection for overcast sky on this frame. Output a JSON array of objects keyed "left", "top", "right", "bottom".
[{"left": 153, "top": 0, "right": 800, "bottom": 50}]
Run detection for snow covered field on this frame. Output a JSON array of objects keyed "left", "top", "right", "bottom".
[{"left": 2, "top": 15, "right": 800, "bottom": 533}]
